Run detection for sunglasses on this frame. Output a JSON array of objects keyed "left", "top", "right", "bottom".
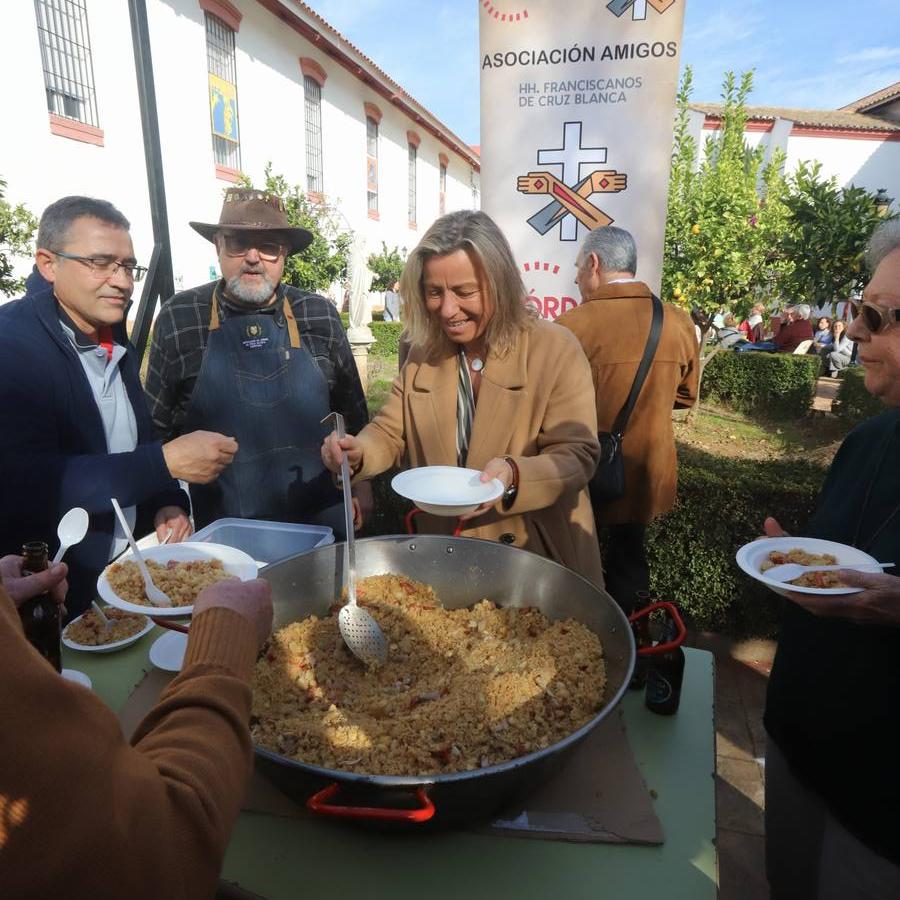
[
  {"left": 849, "top": 299, "right": 900, "bottom": 334},
  {"left": 221, "top": 234, "right": 285, "bottom": 261}
]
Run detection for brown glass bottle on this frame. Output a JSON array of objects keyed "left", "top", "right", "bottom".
[
  {"left": 644, "top": 613, "right": 685, "bottom": 715},
  {"left": 19, "top": 541, "right": 62, "bottom": 672}
]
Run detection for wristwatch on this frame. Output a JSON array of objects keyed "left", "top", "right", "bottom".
[{"left": 502, "top": 456, "right": 519, "bottom": 510}]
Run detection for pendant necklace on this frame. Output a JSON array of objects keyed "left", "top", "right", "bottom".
[{"left": 470, "top": 356, "right": 484, "bottom": 372}]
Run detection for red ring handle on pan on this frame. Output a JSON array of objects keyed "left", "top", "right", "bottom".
[
  {"left": 404, "top": 507, "right": 465, "bottom": 537},
  {"left": 627, "top": 601, "right": 687, "bottom": 656},
  {"left": 307, "top": 783, "right": 436, "bottom": 823}
]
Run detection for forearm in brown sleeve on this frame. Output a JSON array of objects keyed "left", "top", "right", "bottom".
[{"left": 0, "top": 597, "right": 257, "bottom": 900}]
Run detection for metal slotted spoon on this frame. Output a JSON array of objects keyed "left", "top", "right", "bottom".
[{"left": 321, "top": 412, "right": 388, "bottom": 666}]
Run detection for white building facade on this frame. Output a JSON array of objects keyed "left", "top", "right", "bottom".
[
  {"left": 690, "top": 82, "right": 900, "bottom": 215},
  {"left": 0, "top": 0, "right": 480, "bottom": 302}
]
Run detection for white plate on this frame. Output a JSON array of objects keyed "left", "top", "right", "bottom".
[
  {"left": 61, "top": 668, "right": 92, "bottom": 689},
  {"left": 735, "top": 537, "right": 878, "bottom": 597},
  {"left": 149, "top": 631, "right": 188, "bottom": 672},
  {"left": 62, "top": 610, "right": 154, "bottom": 654},
  {"left": 97, "top": 542, "right": 257, "bottom": 616},
  {"left": 391, "top": 466, "right": 505, "bottom": 517}
]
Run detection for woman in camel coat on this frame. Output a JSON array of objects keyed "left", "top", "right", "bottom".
[{"left": 322, "top": 210, "right": 603, "bottom": 588}]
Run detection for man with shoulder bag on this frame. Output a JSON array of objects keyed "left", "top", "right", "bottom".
[{"left": 557, "top": 226, "right": 698, "bottom": 614}]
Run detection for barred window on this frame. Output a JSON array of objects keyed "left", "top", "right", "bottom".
[
  {"left": 366, "top": 117, "right": 379, "bottom": 214},
  {"left": 205, "top": 12, "right": 241, "bottom": 170},
  {"left": 34, "top": 0, "right": 100, "bottom": 127},
  {"left": 408, "top": 143, "right": 417, "bottom": 225},
  {"left": 304, "top": 76, "right": 324, "bottom": 194}
]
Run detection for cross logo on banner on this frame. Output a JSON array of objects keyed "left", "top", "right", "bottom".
[
  {"left": 607, "top": 0, "right": 676, "bottom": 19},
  {"left": 517, "top": 122, "right": 628, "bottom": 241}
]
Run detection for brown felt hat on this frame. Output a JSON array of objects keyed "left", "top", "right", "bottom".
[{"left": 189, "top": 188, "right": 313, "bottom": 254}]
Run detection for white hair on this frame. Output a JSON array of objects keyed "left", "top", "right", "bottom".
[
  {"left": 866, "top": 218, "right": 900, "bottom": 273},
  {"left": 578, "top": 226, "right": 637, "bottom": 274}
]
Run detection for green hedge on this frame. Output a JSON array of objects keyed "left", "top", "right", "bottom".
[
  {"left": 338, "top": 316, "right": 402, "bottom": 358},
  {"left": 832, "top": 366, "right": 883, "bottom": 423},
  {"left": 646, "top": 445, "right": 823, "bottom": 636},
  {"left": 700, "top": 351, "right": 820, "bottom": 418},
  {"left": 359, "top": 445, "right": 825, "bottom": 638}
]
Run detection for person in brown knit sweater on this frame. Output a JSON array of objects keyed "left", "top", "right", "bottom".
[{"left": 0, "top": 555, "right": 272, "bottom": 900}]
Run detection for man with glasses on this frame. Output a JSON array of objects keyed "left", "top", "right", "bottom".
[
  {"left": 145, "top": 189, "right": 369, "bottom": 538},
  {"left": 0, "top": 196, "right": 239, "bottom": 619}
]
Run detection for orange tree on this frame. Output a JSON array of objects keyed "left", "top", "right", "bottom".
[{"left": 663, "top": 70, "right": 792, "bottom": 415}]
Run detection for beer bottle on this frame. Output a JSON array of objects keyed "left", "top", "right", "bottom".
[
  {"left": 628, "top": 591, "right": 654, "bottom": 690},
  {"left": 644, "top": 610, "right": 685, "bottom": 716},
  {"left": 19, "top": 541, "right": 62, "bottom": 672}
]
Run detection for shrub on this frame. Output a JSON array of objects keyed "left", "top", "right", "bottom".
[
  {"left": 339, "top": 317, "right": 403, "bottom": 359},
  {"left": 646, "top": 445, "right": 823, "bottom": 636},
  {"left": 700, "top": 351, "right": 820, "bottom": 418},
  {"left": 832, "top": 366, "right": 884, "bottom": 423}
]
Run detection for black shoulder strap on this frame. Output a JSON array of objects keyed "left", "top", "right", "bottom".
[{"left": 611, "top": 292, "right": 664, "bottom": 436}]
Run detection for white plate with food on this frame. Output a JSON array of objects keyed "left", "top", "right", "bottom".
[
  {"left": 97, "top": 542, "right": 256, "bottom": 616},
  {"left": 149, "top": 631, "right": 188, "bottom": 672},
  {"left": 391, "top": 466, "right": 505, "bottom": 516},
  {"left": 735, "top": 537, "right": 878, "bottom": 597},
  {"left": 62, "top": 606, "right": 154, "bottom": 653}
]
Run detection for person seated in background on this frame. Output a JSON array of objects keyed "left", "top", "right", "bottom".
[
  {"left": 739, "top": 304, "right": 765, "bottom": 343},
  {"left": 716, "top": 313, "right": 747, "bottom": 349},
  {"left": 825, "top": 318, "right": 855, "bottom": 377},
  {"left": 772, "top": 304, "right": 815, "bottom": 352},
  {"left": 736, "top": 304, "right": 814, "bottom": 353},
  {"left": 0, "top": 546, "right": 273, "bottom": 900},
  {"left": 813, "top": 315, "right": 833, "bottom": 351}
]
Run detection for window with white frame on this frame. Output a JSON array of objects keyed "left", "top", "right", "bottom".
[
  {"left": 366, "top": 117, "right": 379, "bottom": 214},
  {"left": 33, "top": 0, "right": 100, "bottom": 127},
  {"left": 408, "top": 143, "right": 417, "bottom": 225},
  {"left": 304, "top": 76, "right": 324, "bottom": 194},
  {"left": 205, "top": 12, "right": 241, "bottom": 170}
]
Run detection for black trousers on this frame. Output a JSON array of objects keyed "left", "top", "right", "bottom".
[{"left": 598, "top": 522, "right": 649, "bottom": 616}]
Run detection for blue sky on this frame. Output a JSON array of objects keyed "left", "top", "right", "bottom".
[{"left": 304, "top": 0, "right": 900, "bottom": 145}]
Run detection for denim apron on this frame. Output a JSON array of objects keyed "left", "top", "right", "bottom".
[{"left": 184, "top": 289, "right": 345, "bottom": 537}]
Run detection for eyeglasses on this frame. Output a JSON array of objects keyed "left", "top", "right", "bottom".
[
  {"left": 221, "top": 234, "right": 285, "bottom": 261},
  {"left": 52, "top": 250, "right": 147, "bottom": 282},
  {"left": 849, "top": 299, "right": 900, "bottom": 334}
]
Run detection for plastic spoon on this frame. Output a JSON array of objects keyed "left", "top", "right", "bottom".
[
  {"left": 51, "top": 507, "right": 89, "bottom": 566},
  {"left": 110, "top": 498, "right": 172, "bottom": 607},
  {"left": 321, "top": 412, "right": 388, "bottom": 666},
  {"left": 764, "top": 562, "right": 893, "bottom": 583},
  {"left": 91, "top": 600, "right": 112, "bottom": 632}
]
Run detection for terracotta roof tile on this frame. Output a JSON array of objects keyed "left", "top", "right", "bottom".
[
  {"left": 840, "top": 81, "right": 900, "bottom": 112},
  {"left": 691, "top": 103, "right": 900, "bottom": 133}
]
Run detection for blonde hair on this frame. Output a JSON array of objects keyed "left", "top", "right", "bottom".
[{"left": 400, "top": 210, "right": 531, "bottom": 356}]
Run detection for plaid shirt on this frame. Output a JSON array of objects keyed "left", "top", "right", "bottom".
[{"left": 144, "top": 280, "right": 368, "bottom": 440}]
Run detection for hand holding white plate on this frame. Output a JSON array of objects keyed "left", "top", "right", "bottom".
[
  {"left": 391, "top": 466, "right": 505, "bottom": 517},
  {"left": 735, "top": 537, "right": 880, "bottom": 597},
  {"left": 98, "top": 542, "right": 257, "bottom": 616}
]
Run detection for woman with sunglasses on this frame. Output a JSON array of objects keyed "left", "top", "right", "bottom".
[
  {"left": 824, "top": 318, "right": 854, "bottom": 377},
  {"left": 761, "top": 218, "right": 900, "bottom": 898}
]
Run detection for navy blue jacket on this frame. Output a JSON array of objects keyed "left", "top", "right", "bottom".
[{"left": 0, "top": 283, "right": 188, "bottom": 619}]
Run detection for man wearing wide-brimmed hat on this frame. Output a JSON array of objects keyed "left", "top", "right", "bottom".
[{"left": 145, "top": 189, "right": 369, "bottom": 537}]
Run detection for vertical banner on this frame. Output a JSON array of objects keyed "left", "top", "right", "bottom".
[{"left": 479, "top": 0, "right": 686, "bottom": 319}]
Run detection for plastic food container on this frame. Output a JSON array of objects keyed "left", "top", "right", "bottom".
[{"left": 190, "top": 518, "right": 334, "bottom": 567}]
